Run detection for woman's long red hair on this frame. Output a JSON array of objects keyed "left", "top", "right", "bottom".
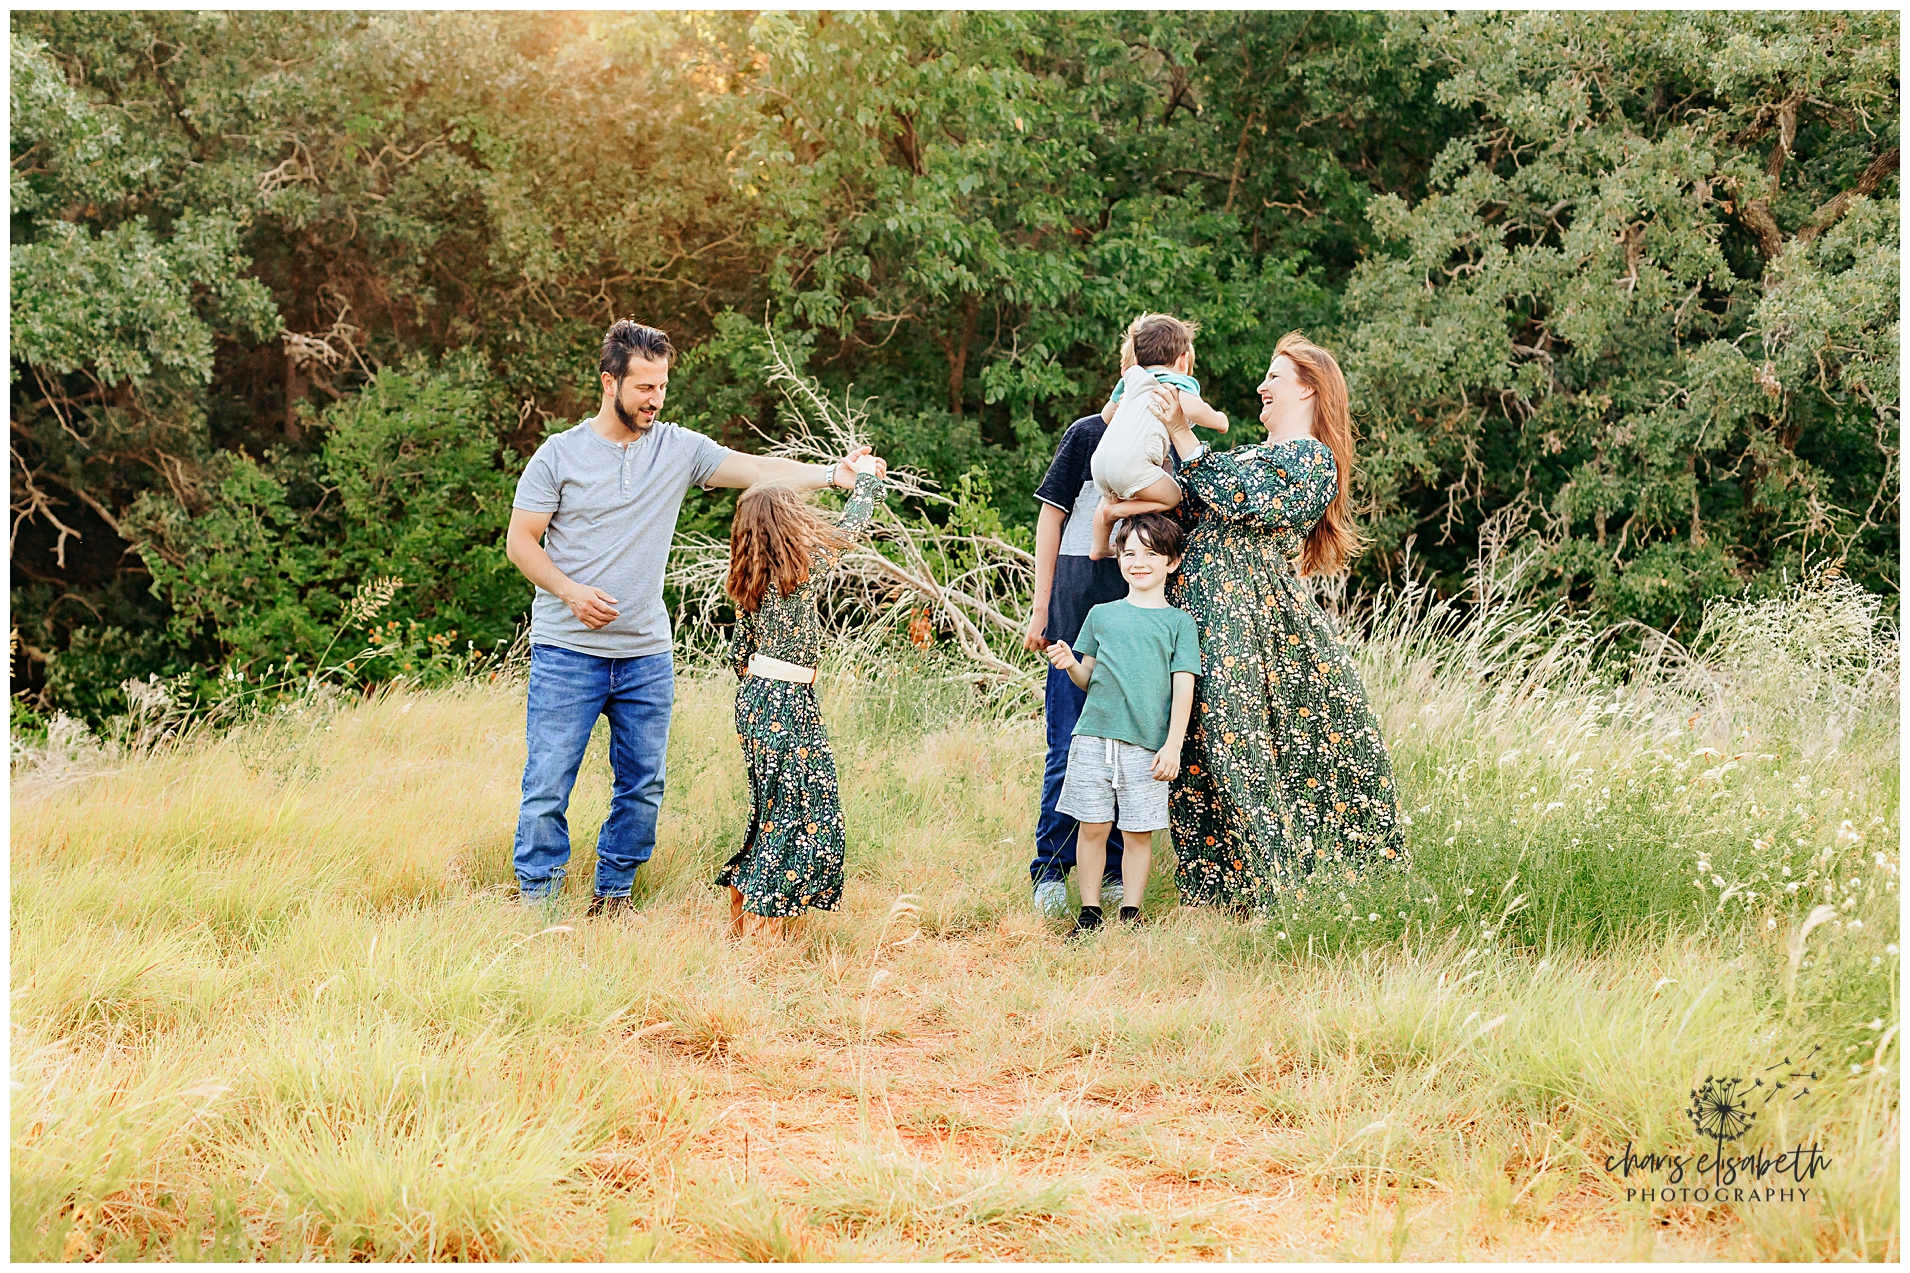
[
  {"left": 1275, "top": 331, "right": 1365, "bottom": 577},
  {"left": 726, "top": 484, "right": 845, "bottom": 613}
]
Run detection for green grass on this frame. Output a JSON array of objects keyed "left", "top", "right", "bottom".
[{"left": 11, "top": 576, "right": 1899, "bottom": 1259}]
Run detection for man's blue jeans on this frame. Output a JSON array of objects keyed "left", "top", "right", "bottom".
[
  {"left": 1030, "top": 663, "right": 1125, "bottom": 886},
  {"left": 514, "top": 644, "right": 674, "bottom": 900}
]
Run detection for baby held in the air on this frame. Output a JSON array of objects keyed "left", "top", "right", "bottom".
[{"left": 1088, "top": 315, "right": 1228, "bottom": 560}]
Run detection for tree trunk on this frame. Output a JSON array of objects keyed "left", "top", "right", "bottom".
[
  {"left": 944, "top": 292, "right": 978, "bottom": 416},
  {"left": 284, "top": 349, "right": 306, "bottom": 442}
]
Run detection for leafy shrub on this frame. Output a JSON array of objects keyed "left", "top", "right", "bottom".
[{"left": 117, "top": 354, "right": 524, "bottom": 709}]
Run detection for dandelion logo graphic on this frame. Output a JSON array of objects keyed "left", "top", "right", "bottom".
[{"left": 1687, "top": 1075, "right": 1756, "bottom": 1183}]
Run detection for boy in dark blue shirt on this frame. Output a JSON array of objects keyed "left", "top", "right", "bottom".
[{"left": 1023, "top": 412, "right": 1134, "bottom": 918}]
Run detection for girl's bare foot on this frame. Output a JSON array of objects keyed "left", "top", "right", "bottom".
[{"left": 740, "top": 911, "right": 786, "bottom": 942}]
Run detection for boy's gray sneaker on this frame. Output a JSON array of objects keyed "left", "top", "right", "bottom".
[{"left": 1034, "top": 879, "right": 1070, "bottom": 919}]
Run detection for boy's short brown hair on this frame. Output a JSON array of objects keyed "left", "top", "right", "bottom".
[
  {"left": 1112, "top": 511, "right": 1185, "bottom": 561},
  {"left": 1125, "top": 313, "right": 1199, "bottom": 368}
]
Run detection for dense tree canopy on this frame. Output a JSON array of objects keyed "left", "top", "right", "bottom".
[{"left": 9, "top": 11, "right": 1899, "bottom": 719}]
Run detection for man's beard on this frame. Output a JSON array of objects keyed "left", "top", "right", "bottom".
[{"left": 613, "top": 396, "right": 652, "bottom": 433}]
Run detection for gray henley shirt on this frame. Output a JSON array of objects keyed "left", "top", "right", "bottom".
[{"left": 512, "top": 419, "right": 731, "bottom": 658}]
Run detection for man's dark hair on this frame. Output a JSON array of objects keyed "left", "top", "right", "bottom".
[
  {"left": 1127, "top": 312, "right": 1198, "bottom": 369},
  {"left": 1113, "top": 511, "right": 1185, "bottom": 560},
  {"left": 600, "top": 320, "right": 676, "bottom": 380}
]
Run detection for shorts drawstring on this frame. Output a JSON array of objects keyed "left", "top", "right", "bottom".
[{"left": 1106, "top": 736, "right": 1121, "bottom": 790}]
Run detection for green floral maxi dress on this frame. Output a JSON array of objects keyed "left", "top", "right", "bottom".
[
  {"left": 1166, "top": 437, "right": 1403, "bottom": 908},
  {"left": 718, "top": 472, "right": 885, "bottom": 918}
]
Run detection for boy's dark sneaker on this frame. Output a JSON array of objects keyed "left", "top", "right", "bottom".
[
  {"left": 1119, "top": 906, "right": 1142, "bottom": 925},
  {"left": 1068, "top": 905, "right": 1104, "bottom": 940},
  {"left": 586, "top": 894, "right": 633, "bottom": 919}
]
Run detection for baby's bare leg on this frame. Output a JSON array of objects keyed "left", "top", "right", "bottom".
[
  {"left": 1106, "top": 475, "right": 1183, "bottom": 517},
  {"left": 1091, "top": 476, "right": 1183, "bottom": 558},
  {"left": 1090, "top": 500, "right": 1117, "bottom": 560},
  {"left": 1091, "top": 480, "right": 1182, "bottom": 559}
]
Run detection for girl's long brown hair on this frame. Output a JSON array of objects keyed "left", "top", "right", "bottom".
[
  {"left": 726, "top": 483, "right": 846, "bottom": 613},
  {"left": 1274, "top": 331, "right": 1365, "bottom": 577}
]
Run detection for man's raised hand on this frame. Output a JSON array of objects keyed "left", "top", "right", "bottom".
[
  {"left": 834, "top": 445, "right": 889, "bottom": 489},
  {"left": 561, "top": 584, "right": 621, "bottom": 630}
]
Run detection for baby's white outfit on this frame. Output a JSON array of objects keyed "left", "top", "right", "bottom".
[{"left": 1090, "top": 364, "right": 1182, "bottom": 502}]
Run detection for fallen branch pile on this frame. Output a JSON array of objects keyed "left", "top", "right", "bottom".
[{"left": 667, "top": 332, "right": 1041, "bottom": 692}]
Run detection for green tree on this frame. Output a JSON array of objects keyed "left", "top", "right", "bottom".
[
  {"left": 8, "top": 11, "right": 1897, "bottom": 719},
  {"left": 1340, "top": 12, "right": 1898, "bottom": 629},
  {"left": 120, "top": 356, "right": 523, "bottom": 696}
]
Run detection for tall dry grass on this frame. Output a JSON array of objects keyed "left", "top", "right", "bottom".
[{"left": 10, "top": 573, "right": 1898, "bottom": 1260}]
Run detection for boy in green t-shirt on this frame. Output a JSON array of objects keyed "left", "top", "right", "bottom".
[{"left": 1044, "top": 512, "right": 1201, "bottom": 933}]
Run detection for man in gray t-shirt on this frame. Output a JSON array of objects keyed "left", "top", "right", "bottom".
[
  {"left": 504, "top": 320, "right": 883, "bottom": 913},
  {"left": 512, "top": 418, "right": 728, "bottom": 658}
]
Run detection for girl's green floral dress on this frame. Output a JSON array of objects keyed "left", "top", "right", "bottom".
[
  {"left": 1167, "top": 437, "right": 1403, "bottom": 908},
  {"left": 718, "top": 471, "right": 885, "bottom": 919}
]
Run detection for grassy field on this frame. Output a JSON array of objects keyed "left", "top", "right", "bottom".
[{"left": 10, "top": 578, "right": 1900, "bottom": 1260}]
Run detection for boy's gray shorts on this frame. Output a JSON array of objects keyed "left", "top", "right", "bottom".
[{"left": 1057, "top": 734, "right": 1170, "bottom": 833}]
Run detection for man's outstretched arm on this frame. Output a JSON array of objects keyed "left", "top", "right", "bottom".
[{"left": 706, "top": 445, "right": 885, "bottom": 491}]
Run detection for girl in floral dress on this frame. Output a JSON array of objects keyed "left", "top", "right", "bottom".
[
  {"left": 1163, "top": 333, "right": 1404, "bottom": 910},
  {"left": 720, "top": 457, "right": 885, "bottom": 939}
]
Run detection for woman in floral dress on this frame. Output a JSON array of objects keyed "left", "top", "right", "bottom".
[
  {"left": 720, "top": 459, "right": 885, "bottom": 939},
  {"left": 1164, "top": 332, "right": 1403, "bottom": 910}
]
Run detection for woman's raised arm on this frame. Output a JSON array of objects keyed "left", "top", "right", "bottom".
[{"left": 1178, "top": 439, "right": 1337, "bottom": 531}]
